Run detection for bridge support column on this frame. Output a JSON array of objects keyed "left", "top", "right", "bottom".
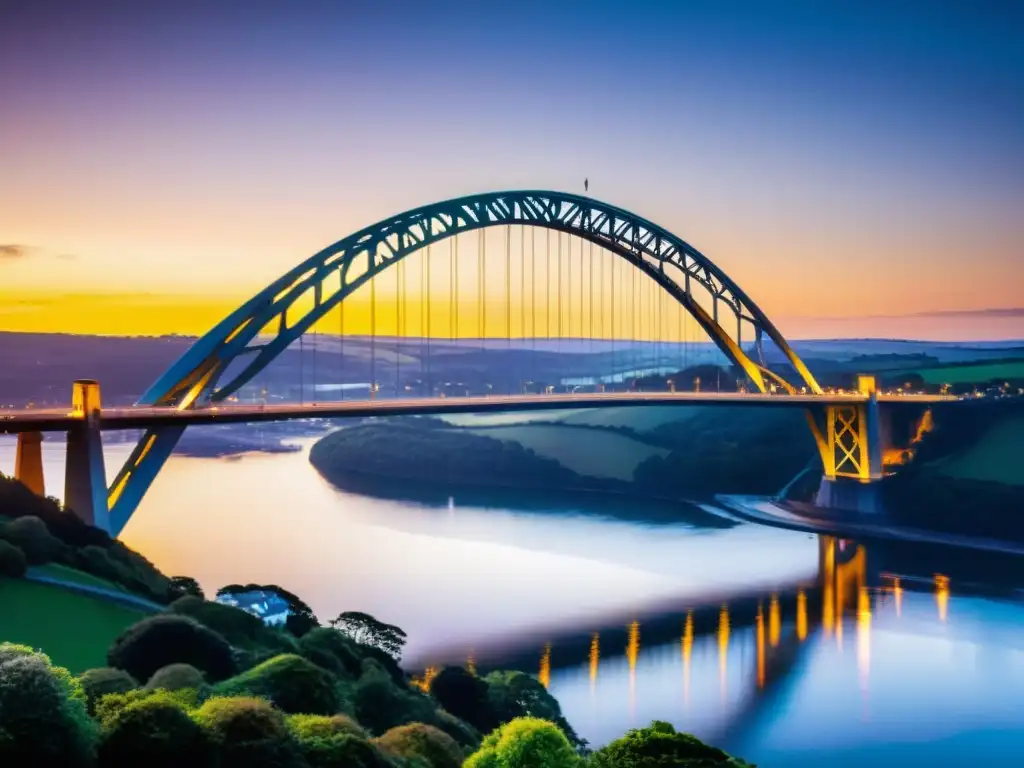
[
  {"left": 815, "top": 374, "right": 887, "bottom": 515},
  {"left": 64, "top": 380, "right": 110, "bottom": 533},
  {"left": 14, "top": 431, "right": 45, "bottom": 497}
]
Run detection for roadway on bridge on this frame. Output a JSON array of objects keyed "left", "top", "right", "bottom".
[{"left": 1, "top": 391, "right": 955, "bottom": 433}]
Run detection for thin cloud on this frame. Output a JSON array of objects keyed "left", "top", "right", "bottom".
[
  {"left": 0, "top": 244, "right": 34, "bottom": 260},
  {"left": 0, "top": 245, "right": 77, "bottom": 262},
  {"left": 912, "top": 308, "right": 1024, "bottom": 319}
]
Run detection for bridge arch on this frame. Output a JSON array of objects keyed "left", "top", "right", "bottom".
[{"left": 107, "top": 190, "right": 820, "bottom": 533}]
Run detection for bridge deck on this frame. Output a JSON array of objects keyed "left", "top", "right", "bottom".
[{"left": 0, "top": 391, "right": 956, "bottom": 434}]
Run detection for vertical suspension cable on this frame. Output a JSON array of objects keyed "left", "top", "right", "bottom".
[
  {"left": 426, "top": 243, "right": 431, "bottom": 395},
  {"left": 397, "top": 256, "right": 403, "bottom": 398},
  {"left": 344, "top": 274, "right": 348, "bottom": 403},
  {"left": 520, "top": 225, "right": 525, "bottom": 393},
  {"left": 312, "top": 301, "right": 318, "bottom": 405},
  {"left": 479, "top": 228, "right": 485, "bottom": 391},
  {"left": 505, "top": 224, "right": 511, "bottom": 393},
  {"left": 454, "top": 232, "right": 459, "bottom": 351},
  {"left": 531, "top": 228, "right": 537, "bottom": 390},
  {"left": 420, "top": 242, "right": 426, "bottom": 390},
  {"left": 372, "top": 260, "right": 380, "bottom": 403}
]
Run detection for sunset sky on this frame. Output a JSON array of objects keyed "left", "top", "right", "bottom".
[{"left": 1, "top": 0, "right": 1021, "bottom": 341}]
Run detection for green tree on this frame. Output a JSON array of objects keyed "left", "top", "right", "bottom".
[
  {"left": 298, "top": 627, "right": 363, "bottom": 679},
  {"left": 97, "top": 689, "right": 216, "bottom": 768},
  {"left": 289, "top": 714, "right": 391, "bottom": 768},
  {"left": 0, "top": 644, "right": 97, "bottom": 767},
  {"left": 169, "top": 576, "right": 204, "bottom": 600},
  {"left": 212, "top": 653, "right": 341, "bottom": 715},
  {"left": 330, "top": 611, "right": 407, "bottom": 659},
  {"left": 107, "top": 614, "right": 237, "bottom": 683},
  {"left": 429, "top": 666, "right": 499, "bottom": 735},
  {"left": 375, "top": 722, "right": 465, "bottom": 768},
  {"left": 465, "top": 718, "right": 578, "bottom": 768},
  {"left": 0, "top": 515, "right": 61, "bottom": 564},
  {"left": 78, "top": 667, "right": 138, "bottom": 715},
  {"left": 145, "top": 663, "right": 207, "bottom": 693},
  {"left": 485, "top": 670, "right": 581, "bottom": 747},
  {"left": 193, "top": 695, "right": 304, "bottom": 768},
  {"left": 588, "top": 721, "right": 754, "bottom": 767}
]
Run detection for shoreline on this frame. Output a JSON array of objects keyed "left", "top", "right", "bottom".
[{"left": 713, "top": 495, "right": 1024, "bottom": 557}]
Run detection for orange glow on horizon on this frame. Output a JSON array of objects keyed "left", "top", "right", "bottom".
[{"left": 588, "top": 634, "right": 599, "bottom": 692}]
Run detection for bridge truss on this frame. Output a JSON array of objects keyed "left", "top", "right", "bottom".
[{"left": 107, "top": 190, "right": 823, "bottom": 534}]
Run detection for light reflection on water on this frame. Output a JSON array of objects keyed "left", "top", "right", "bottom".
[{"left": 3, "top": 435, "right": 1024, "bottom": 765}]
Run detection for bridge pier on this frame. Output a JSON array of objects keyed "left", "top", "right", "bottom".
[
  {"left": 814, "top": 374, "right": 888, "bottom": 515},
  {"left": 64, "top": 380, "right": 110, "bottom": 533},
  {"left": 14, "top": 431, "right": 45, "bottom": 497}
]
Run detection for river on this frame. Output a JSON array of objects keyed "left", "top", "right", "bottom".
[{"left": 3, "top": 431, "right": 1024, "bottom": 766}]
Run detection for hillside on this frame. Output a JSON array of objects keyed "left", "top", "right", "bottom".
[{"left": 883, "top": 400, "right": 1024, "bottom": 540}]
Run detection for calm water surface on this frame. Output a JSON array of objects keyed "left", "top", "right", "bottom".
[{"left": 3, "top": 432, "right": 1023, "bottom": 766}]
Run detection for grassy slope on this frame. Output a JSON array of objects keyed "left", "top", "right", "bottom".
[
  {"left": 928, "top": 415, "right": 1024, "bottom": 486},
  {"left": 0, "top": 576, "right": 146, "bottom": 673},
  {"left": 33, "top": 562, "right": 126, "bottom": 592},
  {"left": 908, "top": 360, "right": 1024, "bottom": 385}
]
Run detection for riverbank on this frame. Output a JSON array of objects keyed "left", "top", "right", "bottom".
[{"left": 714, "top": 495, "right": 1024, "bottom": 557}]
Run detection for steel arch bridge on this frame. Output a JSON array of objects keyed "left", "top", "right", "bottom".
[{"left": 107, "top": 190, "right": 823, "bottom": 533}]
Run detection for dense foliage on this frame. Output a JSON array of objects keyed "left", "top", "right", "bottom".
[
  {"left": 144, "top": 663, "right": 207, "bottom": 693},
  {"left": 96, "top": 690, "right": 216, "bottom": 768},
  {"left": 0, "top": 477, "right": 172, "bottom": 602},
  {"left": 429, "top": 666, "right": 499, "bottom": 735},
  {"left": 193, "top": 696, "right": 304, "bottom": 768},
  {"left": 589, "top": 720, "right": 754, "bottom": 767},
  {"left": 79, "top": 668, "right": 138, "bottom": 715},
  {"left": 375, "top": 722, "right": 465, "bottom": 768},
  {"left": 107, "top": 615, "right": 237, "bottom": 683},
  {"left": 0, "top": 643, "right": 97, "bottom": 767},
  {"left": 464, "top": 717, "right": 579, "bottom": 767},
  {"left": 310, "top": 423, "right": 586, "bottom": 491},
  {"left": 330, "top": 611, "right": 408, "bottom": 659},
  {"left": 168, "top": 594, "right": 298, "bottom": 662},
  {"left": 212, "top": 653, "right": 341, "bottom": 715},
  {"left": 0, "top": 538, "right": 27, "bottom": 577}
]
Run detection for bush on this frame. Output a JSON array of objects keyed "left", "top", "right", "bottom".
[
  {"left": 93, "top": 688, "right": 199, "bottom": 728},
  {"left": 78, "top": 544, "right": 126, "bottom": 582},
  {"left": 465, "top": 718, "right": 578, "bottom": 768},
  {"left": 169, "top": 595, "right": 298, "bottom": 656},
  {"left": 169, "top": 576, "right": 204, "bottom": 600},
  {"left": 299, "top": 627, "right": 363, "bottom": 679},
  {"left": 213, "top": 653, "right": 341, "bottom": 715},
  {"left": 79, "top": 667, "right": 138, "bottom": 715},
  {"left": 0, "top": 645, "right": 97, "bottom": 767},
  {"left": 0, "top": 515, "right": 61, "bottom": 564},
  {"left": 589, "top": 721, "right": 753, "bottom": 766},
  {"left": 375, "top": 722, "right": 464, "bottom": 768},
  {"left": 0, "top": 539, "right": 27, "bottom": 577},
  {"left": 108, "top": 614, "right": 237, "bottom": 683},
  {"left": 145, "top": 662, "right": 206, "bottom": 692},
  {"left": 194, "top": 696, "right": 304, "bottom": 768},
  {"left": 432, "top": 708, "right": 481, "bottom": 749},
  {"left": 289, "top": 714, "right": 391, "bottom": 768},
  {"left": 353, "top": 660, "right": 436, "bottom": 735},
  {"left": 97, "top": 690, "right": 216, "bottom": 768},
  {"left": 485, "top": 670, "right": 580, "bottom": 746},
  {"left": 429, "top": 666, "right": 499, "bottom": 735}
]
